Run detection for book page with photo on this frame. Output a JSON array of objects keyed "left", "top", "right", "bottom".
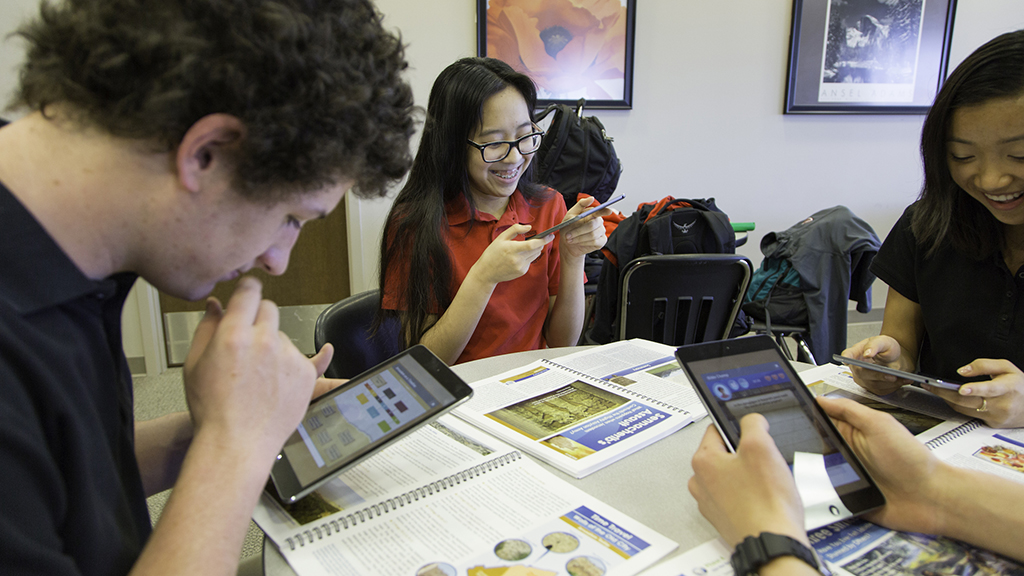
[
  {"left": 452, "top": 351, "right": 694, "bottom": 478},
  {"left": 274, "top": 456, "right": 677, "bottom": 576}
]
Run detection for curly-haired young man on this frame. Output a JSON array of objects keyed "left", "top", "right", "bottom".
[{"left": 0, "top": 0, "right": 414, "bottom": 574}]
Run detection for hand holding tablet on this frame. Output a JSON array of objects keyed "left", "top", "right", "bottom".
[
  {"left": 525, "top": 194, "right": 624, "bottom": 239},
  {"left": 832, "top": 354, "right": 963, "bottom": 391},
  {"left": 677, "top": 336, "right": 886, "bottom": 525},
  {"left": 269, "top": 345, "right": 473, "bottom": 502}
]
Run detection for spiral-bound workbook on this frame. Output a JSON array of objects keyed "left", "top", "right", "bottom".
[
  {"left": 253, "top": 415, "right": 676, "bottom": 576},
  {"left": 915, "top": 419, "right": 1024, "bottom": 484},
  {"left": 451, "top": 339, "right": 703, "bottom": 478},
  {"left": 795, "top": 362, "right": 1024, "bottom": 485}
]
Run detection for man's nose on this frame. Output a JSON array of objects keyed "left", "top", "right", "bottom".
[{"left": 257, "top": 231, "right": 300, "bottom": 276}]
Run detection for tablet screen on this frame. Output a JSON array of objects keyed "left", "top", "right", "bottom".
[
  {"left": 676, "top": 337, "right": 883, "bottom": 509},
  {"left": 686, "top": 352, "right": 866, "bottom": 493},
  {"left": 271, "top": 346, "right": 471, "bottom": 501}
]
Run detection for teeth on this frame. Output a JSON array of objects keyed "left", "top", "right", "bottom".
[
  {"left": 492, "top": 166, "right": 520, "bottom": 181},
  {"left": 986, "top": 191, "right": 1024, "bottom": 202}
]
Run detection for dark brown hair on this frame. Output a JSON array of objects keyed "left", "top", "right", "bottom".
[
  {"left": 914, "top": 29, "right": 1024, "bottom": 258},
  {"left": 10, "top": 0, "right": 416, "bottom": 200},
  {"left": 377, "top": 57, "right": 550, "bottom": 345}
]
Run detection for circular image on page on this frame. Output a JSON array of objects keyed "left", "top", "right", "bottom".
[
  {"left": 541, "top": 531, "right": 580, "bottom": 553},
  {"left": 494, "top": 539, "right": 532, "bottom": 561},
  {"left": 567, "top": 555, "right": 606, "bottom": 576},
  {"left": 416, "top": 562, "right": 456, "bottom": 576}
]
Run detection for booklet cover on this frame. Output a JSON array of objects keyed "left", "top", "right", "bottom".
[{"left": 809, "top": 518, "right": 1024, "bottom": 576}]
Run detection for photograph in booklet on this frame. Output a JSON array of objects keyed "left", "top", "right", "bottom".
[{"left": 919, "top": 420, "right": 1024, "bottom": 483}]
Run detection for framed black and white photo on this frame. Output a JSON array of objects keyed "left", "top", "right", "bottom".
[
  {"left": 785, "top": 0, "right": 957, "bottom": 114},
  {"left": 477, "top": 0, "right": 636, "bottom": 110}
]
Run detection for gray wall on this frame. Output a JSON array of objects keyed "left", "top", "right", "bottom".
[
  {"left": 0, "top": 0, "right": 37, "bottom": 115},
  {"left": 351, "top": 0, "right": 1024, "bottom": 306}
]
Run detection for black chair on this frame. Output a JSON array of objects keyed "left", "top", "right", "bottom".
[
  {"left": 314, "top": 289, "right": 402, "bottom": 379},
  {"left": 750, "top": 321, "right": 816, "bottom": 365},
  {"left": 618, "top": 254, "right": 752, "bottom": 346}
]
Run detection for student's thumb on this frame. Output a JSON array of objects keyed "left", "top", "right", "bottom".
[{"left": 498, "top": 223, "right": 531, "bottom": 240}]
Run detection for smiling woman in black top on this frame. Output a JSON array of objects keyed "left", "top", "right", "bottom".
[{"left": 843, "top": 30, "right": 1024, "bottom": 428}]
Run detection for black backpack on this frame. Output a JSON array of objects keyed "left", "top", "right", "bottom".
[
  {"left": 637, "top": 198, "right": 736, "bottom": 257},
  {"left": 586, "top": 197, "right": 740, "bottom": 344},
  {"left": 534, "top": 98, "right": 622, "bottom": 208}
]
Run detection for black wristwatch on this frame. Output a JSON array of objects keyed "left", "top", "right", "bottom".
[{"left": 730, "top": 532, "right": 829, "bottom": 575}]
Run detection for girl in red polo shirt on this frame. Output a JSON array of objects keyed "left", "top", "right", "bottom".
[{"left": 379, "top": 58, "right": 610, "bottom": 364}]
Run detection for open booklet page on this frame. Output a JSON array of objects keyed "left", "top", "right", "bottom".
[
  {"left": 255, "top": 415, "right": 677, "bottom": 576},
  {"left": 799, "top": 362, "right": 967, "bottom": 435},
  {"left": 917, "top": 420, "right": 1024, "bottom": 483},
  {"left": 452, "top": 344, "right": 696, "bottom": 478},
  {"left": 550, "top": 339, "right": 707, "bottom": 419}
]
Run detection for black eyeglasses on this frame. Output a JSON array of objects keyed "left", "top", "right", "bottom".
[{"left": 467, "top": 126, "right": 545, "bottom": 163}]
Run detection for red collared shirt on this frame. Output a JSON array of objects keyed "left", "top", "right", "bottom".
[{"left": 382, "top": 189, "right": 566, "bottom": 363}]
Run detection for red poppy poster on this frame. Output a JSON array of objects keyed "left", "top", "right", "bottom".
[{"left": 478, "top": 0, "right": 636, "bottom": 109}]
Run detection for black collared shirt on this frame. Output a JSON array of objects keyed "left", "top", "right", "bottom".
[
  {"left": 872, "top": 203, "right": 1024, "bottom": 381},
  {"left": 0, "top": 182, "right": 151, "bottom": 575}
]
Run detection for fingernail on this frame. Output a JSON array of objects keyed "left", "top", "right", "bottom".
[
  {"left": 864, "top": 349, "right": 873, "bottom": 357},
  {"left": 961, "top": 387, "right": 972, "bottom": 395},
  {"left": 204, "top": 298, "right": 216, "bottom": 314},
  {"left": 958, "top": 365, "right": 972, "bottom": 374}
]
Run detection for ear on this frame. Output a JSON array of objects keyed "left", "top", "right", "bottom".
[{"left": 175, "top": 114, "right": 247, "bottom": 193}]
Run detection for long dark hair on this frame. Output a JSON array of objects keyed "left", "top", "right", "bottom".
[
  {"left": 914, "top": 29, "right": 1024, "bottom": 258},
  {"left": 377, "top": 57, "right": 549, "bottom": 345}
]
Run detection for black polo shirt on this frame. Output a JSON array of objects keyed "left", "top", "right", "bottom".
[
  {"left": 871, "top": 203, "right": 1024, "bottom": 382},
  {"left": 0, "top": 182, "right": 151, "bottom": 575}
]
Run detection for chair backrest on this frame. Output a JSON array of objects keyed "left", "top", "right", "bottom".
[
  {"left": 618, "top": 254, "right": 752, "bottom": 346},
  {"left": 314, "top": 289, "right": 402, "bottom": 379}
]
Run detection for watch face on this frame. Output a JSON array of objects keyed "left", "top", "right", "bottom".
[
  {"left": 731, "top": 533, "right": 820, "bottom": 576},
  {"left": 762, "top": 533, "right": 817, "bottom": 565}
]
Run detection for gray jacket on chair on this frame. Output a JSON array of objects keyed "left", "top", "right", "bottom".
[{"left": 758, "top": 205, "right": 881, "bottom": 363}]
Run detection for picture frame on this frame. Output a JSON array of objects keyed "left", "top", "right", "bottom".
[
  {"left": 477, "top": 0, "right": 636, "bottom": 110},
  {"left": 784, "top": 0, "right": 957, "bottom": 114}
]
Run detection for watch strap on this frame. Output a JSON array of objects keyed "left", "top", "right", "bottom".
[{"left": 730, "top": 532, "right": 822, "bottom": 575}]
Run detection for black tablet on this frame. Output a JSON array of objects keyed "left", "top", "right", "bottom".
[
  {"left": 525, "top": 194, "right": 624, "bottom": 239},
  {"left": 675, "top": 336, "right": 885, "bottom": 520},
  {"left": 269, "top": 345, "right": 473, "bottom": 502},
  {"left": 832, "top": 354, "right": 962, "bottom": 390}
]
